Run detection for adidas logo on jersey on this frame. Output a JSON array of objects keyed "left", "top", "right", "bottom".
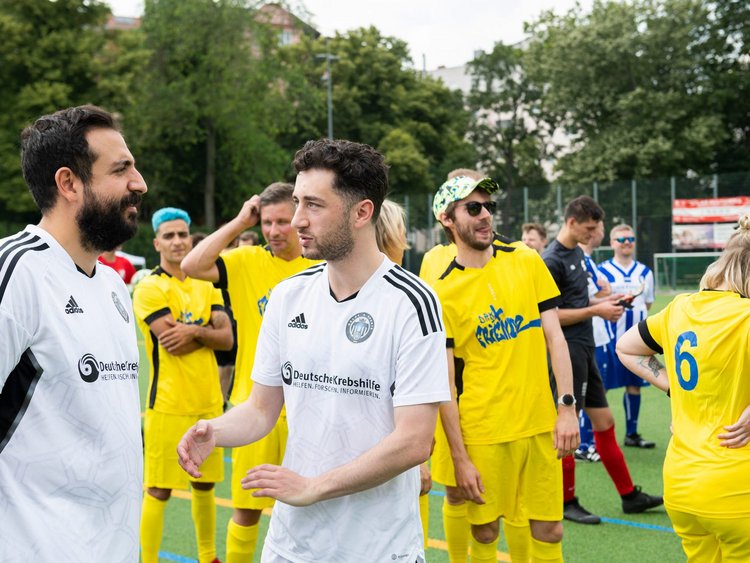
[
  {"left": 288, "top": 313, "right": 308, "bottom": 329},
  {"left": 65, "top": 295, "right": 84, "bottom": 314}
]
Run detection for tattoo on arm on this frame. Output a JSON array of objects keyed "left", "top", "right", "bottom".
[{"left": 637, "top": 355, "right": 663, "bottom": 378}]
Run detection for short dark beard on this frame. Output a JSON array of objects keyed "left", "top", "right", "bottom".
[
  {"left": 303, "top": 213, "right": 355, "bottom": 261},
  {"left": 77, "top": 186, "right": 141, "bottom": 252},
  {"left": 455, "top": 220, "right": 492, "bottom": 251}
]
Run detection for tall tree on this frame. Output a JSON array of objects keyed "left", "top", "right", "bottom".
[
  {"left": 467, "top": 42, "right": 549, "bottom": 231},
  {"left": 524, "top": 0, "right": 745, "bottom": 182},
  {"left": 128, "top": 0, "right": 292, "bottom": 228},
  {"left": 0, "top": 0, "right": 111, "bottom": 214},
  {"left": 281, "top": 27, "right": 476, "bottom": 201}
]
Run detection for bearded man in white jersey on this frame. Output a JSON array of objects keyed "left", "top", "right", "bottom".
[
  {"left": 0, "top": 105, "right": 147, "bottom": 561},
  {"left": 178, "top": 138, "right": 450, "bottom": 562}
]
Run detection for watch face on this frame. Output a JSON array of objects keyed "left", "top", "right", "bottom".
[{"left": 561, "top": 394, "right": 575, "bottom": 406}]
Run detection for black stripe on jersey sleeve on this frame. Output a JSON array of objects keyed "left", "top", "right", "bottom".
[
  {"left": 0, "top": 230, "right": 33, "bottom": 255},
  {"left": 392, "top": 266, "right": 443, "bottom": 332},
  {"left": 385, "top": 275, "right": 427, "bottom": 335},
  {"left": 384, "top": 269, "right": 443, "bottom": 337},
  {"left": 290, "top": 263, "right": 326, "bottom": 279},
  {"left": 0, "top": 239, "right": 49, "bottom": 306},
  {"left": 637, "top": 319, "right": 663, "bottom": 355},
  {"left": 211, "top": 304, "right": 225, "bottom": 312},
  {"left": 0, "top": 348, "right": 43, "bottom": 454},
  {"left": 538, "top": 296, "right": 560, "bottom": 313},
  {"left": 148, "top": 331, "right": 160, "bottom": 409},
  {"left": 446, "top": 338, "right": 455, "bottom": 349},
  {"left": 144, "top": 307, "right": 171, "bottom": 325},
  {"left": 214, "top": 257, "right": 228, "bottom": 289}
]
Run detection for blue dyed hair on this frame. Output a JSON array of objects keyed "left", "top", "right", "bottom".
[{"left": 152, "top": 207, "right": 191, "bottom": 233}]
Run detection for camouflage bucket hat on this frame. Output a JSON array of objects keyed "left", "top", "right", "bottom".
[{"left": 432, "top": 176, "right": 500, "bottom": 220}]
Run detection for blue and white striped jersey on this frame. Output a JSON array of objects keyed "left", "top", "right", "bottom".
[{"left": 598, "top": 258, "right": 655, "bottom": 340}]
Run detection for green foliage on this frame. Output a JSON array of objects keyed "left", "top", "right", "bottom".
[
  {"left": 282, "top": 27, "right": 475, "bottom": 195},
  {"left": 524, "top": 0, "right": 749, "bottom": 182},
  {"left": 0, "top": 0, "right": 110, "bottom": 213}
]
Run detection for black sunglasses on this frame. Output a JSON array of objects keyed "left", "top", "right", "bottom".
[
  {"left": 615, "top": 236, "right": 636, "bottom": 243},
  {"left": 461, "top": 201, "right": 497, "bottom": 217}
]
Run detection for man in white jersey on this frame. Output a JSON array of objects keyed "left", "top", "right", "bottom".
[
  {"left": 178, "top": 138, "right": 450, "bottom": 562},
  {"left": 0, "top": 105, "right": 147, "bottom": 561},
  {"left": 597, "top": 224, "right": 655, "bottom": 448}
]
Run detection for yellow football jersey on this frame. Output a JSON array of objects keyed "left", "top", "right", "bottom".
[
  {"left": 419, "top": 234, "right": 526, "bottom": 285},
  {"left": 133, "top": 267, "right": 225, "bottom": 415},
  {"left": 645, "top": 290, "right": 750, "bottom": 517},
  {"left": 218, "top": 245, "right": 319, "bottom": 404},
  {"left": 432, "top": 242, "right": 561, "bottom": 444}
]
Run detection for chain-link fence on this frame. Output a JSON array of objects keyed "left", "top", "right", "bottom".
[{"left": 394, "top": 171, "right": 750, "bottom": 274}]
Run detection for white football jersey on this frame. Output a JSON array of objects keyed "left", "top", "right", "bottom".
[
  {"left": 252, "top": 256, "right": 449, "bottom": 563},
  {"left": 0, "top": 225, "right": 142, "bottom": 562},
  {"left": 598, "top": 258, "right": 655, "bottom": 340}
]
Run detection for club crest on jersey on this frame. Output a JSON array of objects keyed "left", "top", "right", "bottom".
[
  {"left": 346, "top": 312, "right": 374, "bottom": 343},
  {"left": 78, "top": 353, "right": 100, "bottom": 382},
  {"left": 111, "top": 292, "right": 129, "bottom": 323}
]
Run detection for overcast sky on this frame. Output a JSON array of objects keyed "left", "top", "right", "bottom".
[{"left": 105, "top": 0, "right": 593, "bottom": 69}]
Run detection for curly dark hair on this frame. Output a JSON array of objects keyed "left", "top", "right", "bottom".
[{"left": 293, "top": 138, "right": 389, "bottom": 222}]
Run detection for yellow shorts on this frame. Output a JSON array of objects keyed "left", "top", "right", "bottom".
[
  {"left": 231, "top": 415, "right": 288, "bottom": 510},
  {"left": 431, "top": 415, "right": 457, "bottom": 487},
  {"left": 465, "top": 433, "right": 562, "bottom": 525},
  {"left": 668, "top": 507, "right": 750, "bottom": 562},
  {"left": 144, "top": 408, "right": 224, "bottom": 490}
]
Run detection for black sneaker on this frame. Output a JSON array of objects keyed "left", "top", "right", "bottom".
[
  {"left": 574, "top": 445, "right": 601, "bottom": 463},
  {"left": 622, "top": 486, "right": 664, "bottom": 514},
  {"left": 624, "top": 433, "right": 656, "bottom": 448},
  {"left": 563, "top": 498, "right": 601, "bottom": 524}
]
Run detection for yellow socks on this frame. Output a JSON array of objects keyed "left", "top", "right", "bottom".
[
  {"left": 226, "top": 519, "right": 259, "bottom": 563},
  {"left": 470, "top": 535, "right": 498, "bottom": 563},
  {"left": 140, "top": 494, "right": 167, "bottom": 563},
  {"left": 191, "top": 487, "right": 217, "bottom": 563},
  {"left": 419, "top": 493, "right": 430, "bottom": 549},
  {"left": 443, "top": 500, "right": 470, "bottom": 563},
  {"left": 503, "top": 519, "right": 531, "bottom": 562},
  {"left": 530, "top": 537, "right": 563, "bottom": 562}
]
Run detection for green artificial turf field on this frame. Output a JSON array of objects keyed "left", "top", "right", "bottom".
[{"left": 138, "top": 293, "right": 685, "bottom": 562}]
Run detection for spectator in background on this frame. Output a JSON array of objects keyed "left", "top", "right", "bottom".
[
  {"left": 598, "top": 224, "right": 656, "bottom": 449},
  {"left": 238, "top": 230, "right": 259, "bottom": 246},
  {"left": 542, "top": 196, "right": 662, "bottom": 525},
  {"left": 522, "top": 222, "right": 548, "bottom": 255},
  {"left": 99, "top": 244, "right": 136, "bottom": 283}
]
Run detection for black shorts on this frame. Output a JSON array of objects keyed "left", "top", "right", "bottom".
[{"left": 568, "top": 340, "right": 608, "bottom": 410}]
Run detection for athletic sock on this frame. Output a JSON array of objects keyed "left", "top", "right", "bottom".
[
  {"left": 442, "top": 499, "right": 470, "bottom": 563},
  {"left": 623, "top": 392, "right": 641, "bottom": 436},
  {"left": 191, "top": 487, "right": 217, "bottom": 563},
  {"left": 140, "top": 494, "right": 167, "bottom": 563},
  {"left": 594, "top": 425, "right": 635, "bottom": 496},
  {"left": 470, "top": 535, "right": 498, "bottom": 563},
  {"left": 226, "top": 519, "right": 259, "bottom": 563},
  {"left": 531, "top": 537, "right": 563, "bottom": 562},
  {"left": 579, "top": 410, "right": 593, "bottom": 449},
  {"left": 503, "top": 519, "right": 531, "bottom": 562},
  {"left": 562, "top": 454, "right": 576, "bottom": 502},
  {"left": 419, "top": 493, "right": 430, "bottom": 549}
]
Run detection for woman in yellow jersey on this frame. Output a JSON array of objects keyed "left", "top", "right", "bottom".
[
  {"left": 616, "top": 214, "right": 750, "bottom": 562},
  {"left": 375, "top": 199, "right": 433, "bottom": 548}
]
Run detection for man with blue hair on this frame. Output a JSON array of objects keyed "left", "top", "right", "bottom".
[{"left": 133, "top": 207, "right": 234, "bottom": 563}]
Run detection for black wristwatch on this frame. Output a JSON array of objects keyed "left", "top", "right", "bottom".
[{"left": 558, "top": 393, "right": 576, "bottom": 407}]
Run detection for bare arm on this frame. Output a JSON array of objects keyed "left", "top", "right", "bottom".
[
  {"left": 181, "top": 196, "right": 260, "bottom": 282},
  {"left": 557, "top": 295, "right": 625, "bottom": 326},
  {"left": 195, "top": 309, "right": 233, "bottom": 351},
  {"left": 439, "top": 348, "right": 484, "bottom": 503},
  {"left": 541, "top": 308, "right": 580, "bottom": 457},
  {"left": 149, "top": 315, "right": 202, "bottom": 356},
  {"left": 177, "top": 382, "right": 284, "bottom": 478},
  {"left": 242, "top": 402, "right": 439, "bottom": 507},
  {"left": 615, "top": 325, "right": 669, "bottom": 392}
]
